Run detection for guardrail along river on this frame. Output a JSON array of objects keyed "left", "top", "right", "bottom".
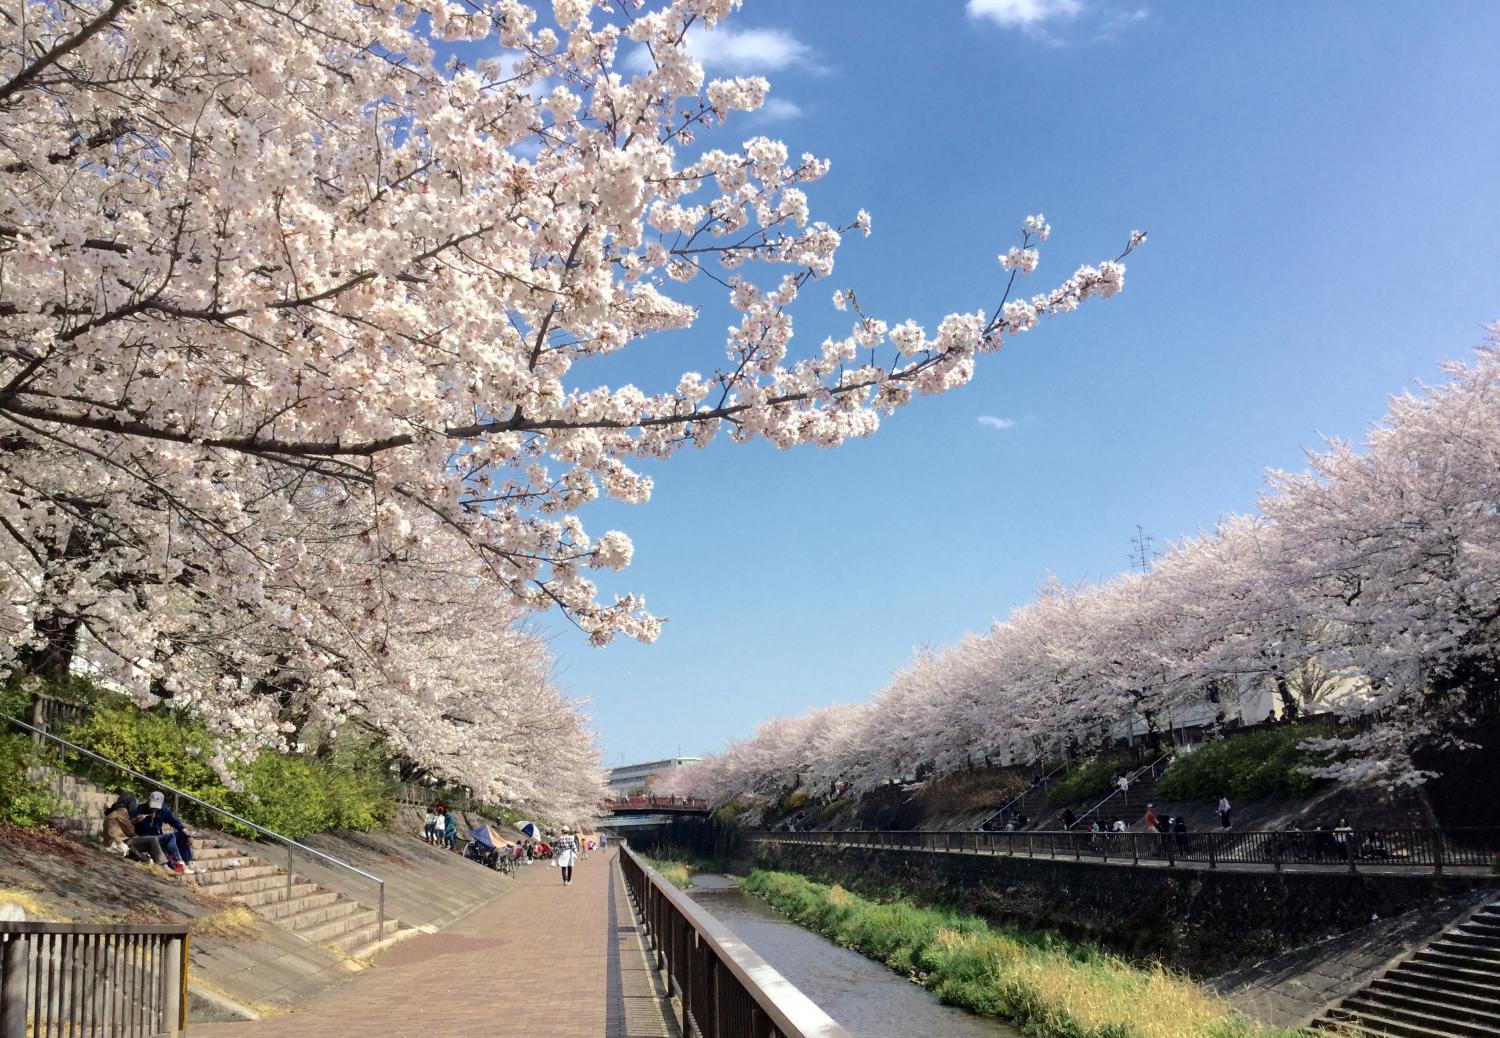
[{"left": 685, "top": 874, "right": 1020, "bottom": 1038}]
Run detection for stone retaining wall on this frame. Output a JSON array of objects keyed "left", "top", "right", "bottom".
[{"left": 746, "top": 838, "right": 1498, "bottom": 975}]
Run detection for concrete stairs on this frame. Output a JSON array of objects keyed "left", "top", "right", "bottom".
[
  {"left": 1318, "top": 899, "right": 1500, "bottom": 1037},
  {"left": 978, "top": 776, "right": 1058, "bottom": 832},
  {"left": 29, "top": 763, "right": 416, "bottom": 960},
  {"left": 27, "top": 765, "right": 113, "bottom": 837}
]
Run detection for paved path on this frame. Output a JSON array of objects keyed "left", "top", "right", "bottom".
[{"left": 194, "top": 848, "right": 677, "bottom": 1038}]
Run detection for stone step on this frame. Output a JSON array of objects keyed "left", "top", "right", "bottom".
[
  {"left": 1428, "top": 939, "right": 1500, "bottom": 963},
  {"left": 275, "top": 898, "right": 363, "bottom": 932},
  {"left": 1340, "top": 995, "right": 1500, "bottom": 1038},
  {"left": 331, "top": 921, "right": 398, "bottom": 957},
  {"left": 1414, "top": 947, "right": 1500, "bottom": 976},
  {"left": 196, "top": 863, "right": 281, "bottom": 886},
  {"left": 1397, "top": 959, "right": 1500, "bottom": 993},
  {"left": 1372, "top": 978, "right": 1500, "bottom": 1026},
  {"left": 211, "top": 873, "right": 301, "bottom": 898},
  {"left": 1326, "top": 1005, "right": 1472, "bottom": 1038},
  {"left": 299, "top": 908, "right": 378, "bottom": 945},
  {"left": 236, "top": 882, "right": 323, "bottom": 909},
  {"left": 1448, "top": 929, "right": 1500, "bottom": 950}
]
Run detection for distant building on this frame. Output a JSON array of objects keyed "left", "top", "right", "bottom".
[{"left": 608, "top": 757, "right": 700, "bottom": 796}]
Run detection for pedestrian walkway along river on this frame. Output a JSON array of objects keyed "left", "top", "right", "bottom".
[{"left": 685, "top": 873, "right": 1020, "bottom": 1038}]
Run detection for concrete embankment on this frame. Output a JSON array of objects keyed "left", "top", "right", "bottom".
[
  {"left": 0, "top": 822, "right": 516, "bottom": 1021},
  {"left": 746, "top": 837, "right": 1499, "bottom": 976}
]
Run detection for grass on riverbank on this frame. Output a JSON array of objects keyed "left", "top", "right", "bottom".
[
  {"left": 741, "top": 870, "right": 1304, "bottom": 1038},
  {"left": 642, "top": 855, "right": 693, "bottom": 890}
]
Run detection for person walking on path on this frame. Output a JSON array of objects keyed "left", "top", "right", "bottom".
[
  {"left": 443, "top": 807, "right": 459, "bottom": 850},
  {"left": 1217, "top": 794, "right": 1232, "bottom": 829},
  {"left": 1142, "top": 803, "right": 1160, "bottom": 833},
  {"left": 423, "top": 806, "right": 439, "bottom": 844},
  {"left": 555, "top": 826, "right": 579, "bottom": 886}
]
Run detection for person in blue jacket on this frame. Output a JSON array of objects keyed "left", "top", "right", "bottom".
[{"left": 133, "top": 791, "right": 196, "bottom": 874}]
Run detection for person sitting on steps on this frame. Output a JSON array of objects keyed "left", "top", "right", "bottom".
[
  {"left": 133, "top": 791, "right": 197, "bottom": 874},
  {"left": 103, "top": 794, "right": 169, "bottom": 866}
]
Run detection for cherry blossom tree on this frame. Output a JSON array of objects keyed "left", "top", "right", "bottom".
[
  {"left": 0, "top": 0, "right": 1141, "bottom": 693},
  {"left": 669, "top": 337, "right": 1500, "bottom": 802}
]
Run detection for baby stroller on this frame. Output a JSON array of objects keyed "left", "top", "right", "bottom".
[{"left": 464, "top": 825, "right": 502, "bottom": 869}]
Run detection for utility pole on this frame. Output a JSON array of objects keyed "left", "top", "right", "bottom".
[{"left": 1129, "top": 524, "right": 1158, "bottom": 574}]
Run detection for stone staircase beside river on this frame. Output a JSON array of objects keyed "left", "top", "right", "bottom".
[
  {"left": 30, "top": 763, "right": 417, "bottom": 960},
  {"left": 1317, "top": 897, "right": 1500, "bottom": 1038}
]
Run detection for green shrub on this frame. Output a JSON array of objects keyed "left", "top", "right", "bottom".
[
  {"left": 1156, "top": 726, "right": 1332, "bottom": 802},
  {"left": 66, "top": 702, "right": 393, "bottom": 840},
  {"left": 1046, "top": 755, "right": 1131, "bottom": 808}
]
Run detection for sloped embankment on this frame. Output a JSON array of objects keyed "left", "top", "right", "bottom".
[{"left": 0, "top": 821, "right": 516, "bottom": 1021}]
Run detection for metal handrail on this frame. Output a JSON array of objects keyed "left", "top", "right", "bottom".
[
  {"left": 620, "top": 845, "right": 852, "bottom": 1038},
  {"left": 975, "top": 759, "right": 1068, "bottom": 831},
  {"left": 4, "top": 712, "right": 385, "bottom": 939},
  {"left": 750, "top": 825, "right": 1499, "bottom": 875},
  {"left": 1073, "top": 753, "right": 1170, "bottom": 828}
]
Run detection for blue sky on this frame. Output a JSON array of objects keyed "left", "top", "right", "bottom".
[{"left": 532, "top": 1, "right": 1500, "bottom": 766}]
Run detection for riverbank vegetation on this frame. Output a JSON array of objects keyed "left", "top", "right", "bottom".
[
  {"left": 641, "top": 856, "right": 693, "bottom": 890},
  {"left": 741, "top": 869, "right": 1304, "bottom": 1038}
]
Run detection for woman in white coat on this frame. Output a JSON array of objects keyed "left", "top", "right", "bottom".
[{"left": 556, "top": 826, "right": 579, "bottom": 886}]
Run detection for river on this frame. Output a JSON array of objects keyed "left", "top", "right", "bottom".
[{"left": 685, "top": 874, "right": 1021, "bottom": 1038}]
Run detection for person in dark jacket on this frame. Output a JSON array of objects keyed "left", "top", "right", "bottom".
[
  {"left": 133, "top": 791, "right": 196, "bottom": 874},
  {"left": 104, "top": 794, "right": 168, "bottom": 865}
]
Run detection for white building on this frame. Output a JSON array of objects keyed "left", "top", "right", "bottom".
[{"left": 607, "top": 757, "right": 700, "bottom": 796}]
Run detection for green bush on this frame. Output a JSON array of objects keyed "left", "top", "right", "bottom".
[
  {"left": 0, "top": 680, "right": 62, "bottom": 825},
  {"left": 1046, "top": 755, "right": 1131, "bottom": 808},
  {"left": 1156, "top": 726, "right": 1332, "bottom": 802},
  {"left": 66, "top": 702, "right": 393, "bottom": 840}
]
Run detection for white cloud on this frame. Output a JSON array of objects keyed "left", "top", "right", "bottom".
[
  {"left": 754, "top": 97, "right": 804, "bottom": 122},
  {"left": 687, "top": 26, "right": 812, "bottom": 72},
  {"left": 966, "top": 0, "right": 1083, "bottom": 29},
  {"left": 977, "top": 415, "right": 1018, "bottom": 431},
  {"left": 627, "top": 25, "right": 814, "bottom": 75}
]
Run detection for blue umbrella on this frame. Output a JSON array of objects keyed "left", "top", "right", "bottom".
[{"left": 517, "top": 820, "right": 541, "bottom": 839}]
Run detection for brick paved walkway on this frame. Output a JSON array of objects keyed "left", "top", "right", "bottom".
[{"left": 194, "top": 848, "right": 677, "bottom": 1038}]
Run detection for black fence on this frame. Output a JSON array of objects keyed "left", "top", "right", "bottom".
[
  {"left": 619, "top": 846, "right": 851, "bottom": 1038},
  {"left": 752, "top": 826, "right": 1500, "bottom": 875}
]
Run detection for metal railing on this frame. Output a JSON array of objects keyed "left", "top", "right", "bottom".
[
  {"left": 1, "top": 922, "right": 188, "bottom": 1038},
  {"left": 619, "top": 846, "right": 852, "bottom": 1038},
  {"left": 975, "top": 760, "right": 1068, "bottom": 832},
  {"left": 607, "top": 795, "right": 710, "bottom": 813},
  {"left": 3, "top": 713, "right": 386, "bottom": 941},
  {"left": 751, "top": 825, "right": 1500, "bottom": 875},
  {"left": 1072, "top": 754, "right": 1170, "bottom": 829}
]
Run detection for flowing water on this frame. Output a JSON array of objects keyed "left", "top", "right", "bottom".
[{"left": 686, "top": 874, "right": 1021, "bottom": 1038}]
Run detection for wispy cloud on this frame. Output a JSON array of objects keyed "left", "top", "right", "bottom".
[
  {"left": 966, "top": 0, "right": 1083, "bottom": 30},
  {"left": 967, "top": 0, "right": 1147, "bottom": 43},
  {"left": 977, "top": 415, "right": 1018, "bottom": 431},
  {"left": 627, "top": 25, "right": 815, "bottom": 75},
  {"left": 754, "top": 96, "right": 804, "bottom": 122},
  {"left": 688, "top": 26, "right": 812, "bottom": 72}
]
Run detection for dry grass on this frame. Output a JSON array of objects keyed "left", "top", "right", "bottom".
[
  {"left": 190, "top": 905, "right": 261, "bottom": 941},
  {"left": 0, "top": 886, "right": 61, "bottom": 921},
  {"left": 188, "top": 973, "right": 287, "bottom": 1018},
  {"left": 643, "top": 856, "right": 692, "bottom": 890}
]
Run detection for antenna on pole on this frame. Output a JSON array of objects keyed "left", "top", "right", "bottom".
[{"left": 1129, "top": 524, "right": 1158, "bottom": 574}]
